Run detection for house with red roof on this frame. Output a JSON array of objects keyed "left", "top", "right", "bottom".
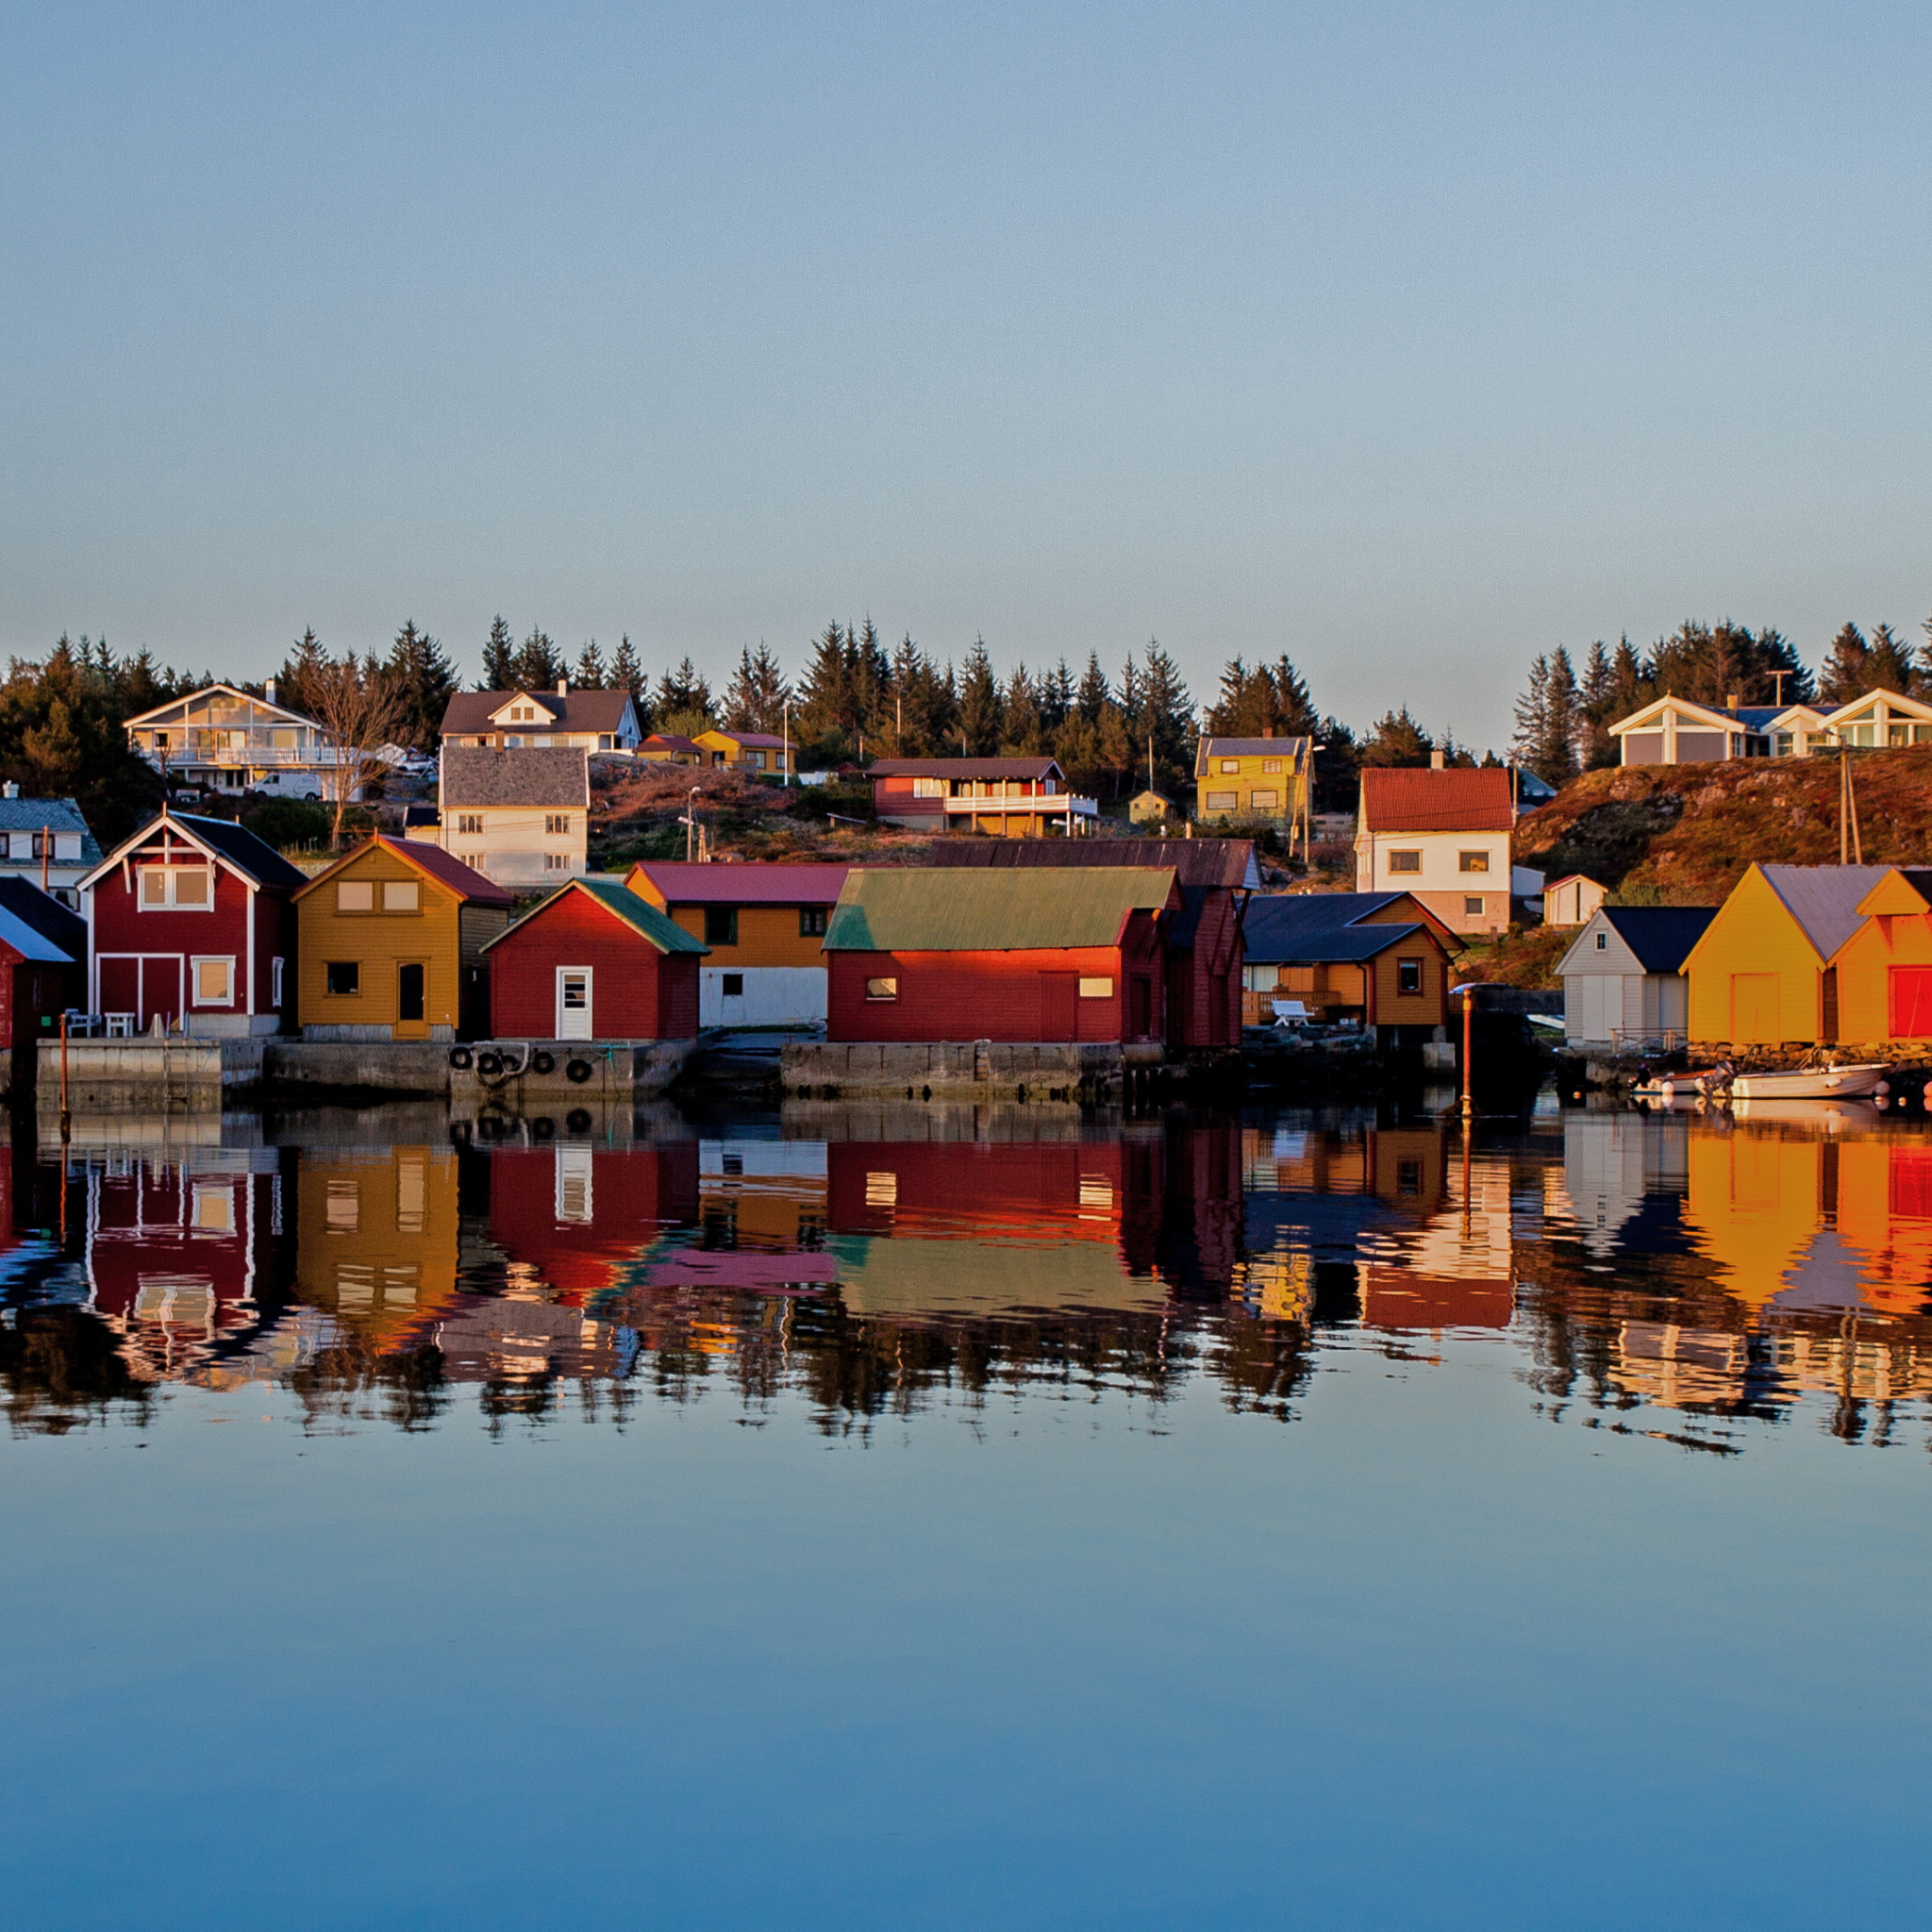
[
  {"left": 867, "top": 757, "right": 1097, "bottom": 836},
  {"left": 1354, "top": 764, "right": 1516, "bottom": 936}
]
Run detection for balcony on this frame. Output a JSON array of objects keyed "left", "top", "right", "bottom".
[{"left": 939, "top": 792, "right": 1098, "bottom": 819}]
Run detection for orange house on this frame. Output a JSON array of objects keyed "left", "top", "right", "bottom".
[{"left": 1837, "top": 869, "right": 1932, "bottom": 1041}]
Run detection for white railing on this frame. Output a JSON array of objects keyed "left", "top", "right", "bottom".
[{"left": 941, "top": 793, "right": 1099, "bottom": 815}]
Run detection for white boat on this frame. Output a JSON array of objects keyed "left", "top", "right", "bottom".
[{"left": 1725, "top": 1062, "right": 1889, "bottom": 1102}]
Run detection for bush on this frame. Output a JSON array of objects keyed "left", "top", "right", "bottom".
[{"left": 242, "top": 798, "right": 335, "bottom": 850}]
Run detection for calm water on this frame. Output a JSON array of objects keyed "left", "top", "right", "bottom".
[{"left": 3, "top": 1095, "right": 1929, "bottom": 1928}]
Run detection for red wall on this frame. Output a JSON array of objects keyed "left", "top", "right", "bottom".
[
  {"left": 488, "top": 1143, "right": 701, "bottom": 1300},
  {"left": 1173, "top": 889, "right": 1242, "bottom": 1050},
  {"left": 489, "top": 890, "right": 700, "bottom": 1040},
  {"left": 827, "top": 920, "right": 1165, "bottom": 1043}
]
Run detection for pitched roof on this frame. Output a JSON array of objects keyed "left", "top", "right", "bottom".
[
  {"left": 440, "top": 745, "right": 589, "bottom": 808},
  {"left": 438, "top": 689, "right": 637, "bottom": 736},
  {"left": 1242, "top": 892, "right": 1441, "bottom": 964},
  {"left": 0, "top": 797, "right": 101, "bottom": 861},
  {"left": 171, "top": 813, "right": 309, "bottom": 890},
  {"left": 825, "top": 866, "right": 1175, "bottom": 952},
  {"left": 0, "top": 877, "right": 85, "bottom": 958},
  {"left": 924, "top": 837, "right": 1257, "bottom": 889},
  {"left": 482, "top": 878, "right": 708, "bottom": 956},
  {"left": 867, "top": 757, "right": 1061, "bottom": 782},
  {"left": 702, "top": 730, "right": 788, "bottom": 749},
  {"left": 292, "top": 835, "right": 514, "bottom": 908},
  {"left": 1598, "top": 906, "right": 1717, "bottom": 974},
  {"left": 0, "top": 900, "right": 73, "bottom": 963},
  {"left": 641, "top": 734, "right": 704, "bottom": 754},
  {"left": 1757, "top": 864, "right": 1890, "bottom": 960},
  {"left": 1194, "top": 736, "right": 1309, "bottom": 774},
  {"left": 1359, "top": 767, "right": 1513, "bottom": 833},
  {"left": 625, "top": 861, "right": 853, "bottom": 907},
  {"left": 124, "top": 682, "right": 319, "bottom": 730}
]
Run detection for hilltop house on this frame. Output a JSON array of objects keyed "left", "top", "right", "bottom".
[
  {"left": 1609, "top": 688, "right": 1932, "bottom": 765},
  {"left": 868, "top": 758, "right": 1097, "bottom": 837},
  {"left": 1557, "top": 906, "right": 1716, "bottom": 1050},
  {"left": 624, "top": 860, "right": 850, "bottom": 1026},
  {"left": 437, "top": 684, "right": 644, "bottom": 755},
  {"left": 1241, "top": 892, "right": 1460, "bottom": 1042},
  {"left": 824, "top": 866, "right": 1178, "bottom": 1044},
  {"left": 1193, "top": 735, "right": 1310, "bottom": 827},
  {"left": 77, "top": 810, "right": 305, "bottom": 1036},
  {"left": 437, "top": 746, "right": 589, "bottom": 887},
  {"left": 1354, "top": 765, "right": 1515, "bottom": 937},
  {"left": 0, "top": 789, "right": 102, "bottom": 906},
  {"left": 637, "top": 734, "right": 706, "bottom": 766},
  {"left": 693, "top": 728, "right": 793, "bottom": 779},
  {"left": 1542, "top": 874, "right": 1607, "bottom": 927},
  {"left": 125, "top": 682, "right": 341, "bottom": 799}
]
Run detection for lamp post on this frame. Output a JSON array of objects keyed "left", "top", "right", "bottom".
[
  {"left": 1450, "top": 980, "right": 1479, "bottom": 1122},
  {"left": 685, "top": 787, "right": 700, "bottom": 862}
]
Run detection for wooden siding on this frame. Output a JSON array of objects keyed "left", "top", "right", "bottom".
[
  {"left": 296, "top": 841, "right": 464, "bottom": 1039},
  {"left": 1833, "top": 912, "right": 1932, "bottom": 1041},
  {"left": 489, "top": 889, "right": 699, "bottom": 1041},
  {"left": 1686, "top": 869, "right": 1826, "bottom": 1044},
  {"left": 669, "top": 903, "right": 829, "bottom": 969}
]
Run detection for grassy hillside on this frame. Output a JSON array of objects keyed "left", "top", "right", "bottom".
[{"left": 1514, "top": 746, "right": 1932, "bottom": 904}]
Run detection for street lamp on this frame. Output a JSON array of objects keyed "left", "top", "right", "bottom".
[{"left": 1449, "top": 981, "right": 1480, "bottom": 1122}]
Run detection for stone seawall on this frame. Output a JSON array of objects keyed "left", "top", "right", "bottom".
[
  {"left": 38, "top": 1039, "right": 264, "bottom": 1112},
  {"left": 779, "top": 1040, "right": 1129, "bottom": 1103}
]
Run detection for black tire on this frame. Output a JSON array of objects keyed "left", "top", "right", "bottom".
[
  {"left": 476, "top": 1051, "right": 502, "bottom": 1076},
  {"left": 566, "top": 1058, "right": 593, "bottom": 1085},
  {"left": 531, "top": 1050, "right": 555, "bottom": 1075},
  {"left": 448, "top": 1046, "right": 473, "bottom": 1070},
  {"left": 531, "top": 1116, "right": 556, "bottom": 1141},
  {"left": 565, "top": 1108, "right": 592, "bottom": 1133}
]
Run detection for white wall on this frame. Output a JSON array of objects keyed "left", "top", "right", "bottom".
[
  {"left": 1355, "top": 829, "right": 1511, "bottom": 891},
  {"left": 700, "top": 966, "right": 827, "bottom": 1027}
]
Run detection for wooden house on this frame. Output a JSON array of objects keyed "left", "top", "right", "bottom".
[
  {"left": 926, "top": 838, "right": 1257, "bottom": 1051},
  {"left": 483, "top": 878, "right": 707, "bottom": 1041},
  {"left": 637, "top": 734, "right": 706, "bottom": 765},
  {"left": 77, "top": 810, "right": 305, "bottom": 1036},
  {"left": 624, "top": 860, "right": 851, "bottom": 1025},
  {"left": 824, "top": 866, "right": 1178, "bottom": 1044},
  {"left": 0, "top": 898, "right": 80, "bottom": 1077},
  {"left": 1354, "top": 765, "right": 1515, "bottom": 936},
  {"left": 1128, "top": 790, "right": 1175, "bottom": 825},
  {"left": 291, "top": 836, "right": 513, "bottom": 1042},
  {"left": 123, "top": 681, "right": 341, "bottom": 800},
  {"left": 1832, "top": 870, "right": 1932, "bottom": 1041},
  {"left": 1241, "top": 892, "right": 1460, "bottom": 1043},
  {"left": 1557, "top": 907, "right": 1716, "bottom": 1049},
  {"left": 692, "top": 728, "right": 792, "bottom": 779},
  {"left": 868, "top": 757, "right": 1098, "bottom": 837},
  {"left": 1541, "top": 874, "right": 1606, "bottom": 927},
  {"left": 0, "top": 790, "right": 102, "bottom": 907},
  {"left": 438, "top": 683, "right": 644, "bottom": 754},
  {"left": 1611, "top": 687, "right": 1932, "bottom": 763},
  {"left": 1193, "top": 734, "right": 1311, "bottom": 826},
  {"left": 1683, "top": 863, "right": 1890, "bottom": 1045},
  {"left": 437, "top": 745, "right": 589, "bottom": 886}
]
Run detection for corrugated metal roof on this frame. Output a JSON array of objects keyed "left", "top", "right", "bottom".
[
  {"left": 867, "top": 757, "right": 1061, "bottom": 781},
  {"left": 626, "top": 860, "right": 853, "bottom": 906},
  {"left": 441, "top": 745, "right": 590, "bottom": 808},
  {"left": 925, "top": 837, "right": 1257, "bottom": 889},
  {"left": 825, "top": 866, "right": 1175, "bottom": 952},
  {"left": 1359, "top": 767, "right": 1513, "bottom": 832},
  {"left": 1757, "top": 864, "right": 1890, "bottom": 960},
  {"left": 482, "top": 879, "right": 709, "bottom": 956},
  {"left": 1598, "top": 906, "right": 1717, "bottom": 974}
]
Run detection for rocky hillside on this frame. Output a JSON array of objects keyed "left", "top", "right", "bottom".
[{"left": 1513, "top": 746, "right": 1932, "bottom": 904}]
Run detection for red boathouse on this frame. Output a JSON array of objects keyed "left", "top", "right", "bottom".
[
  {"left": 824, "top": 866, "right": 1177, "bottom": 1043},
  {"left": 483, "top": 878, "right": 708, "bottom": 1041},
  {"left": 78, "top": 811, "right": 305, "bottom": 1035}
]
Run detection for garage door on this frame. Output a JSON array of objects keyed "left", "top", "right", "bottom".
[
  {"left": 1568, "top": 975, "right": 1618, "bottom": 1043},
  {"left": 1731, "top": 973, "right": 1780, "bottom": 1044}
]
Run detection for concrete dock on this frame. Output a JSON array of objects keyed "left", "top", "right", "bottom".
[{"left": 778, "top": 1039, "right": 1141, "bottom": 1103}]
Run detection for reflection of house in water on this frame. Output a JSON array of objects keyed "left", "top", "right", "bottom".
[
  {"left": 486, "top": 1143, "right": 702, "bottom": 1302},
  {"left": 82, "top": 1151, "right": 290, "bottom": 1384},
  {"left": 1549, "top": 1111, "right": 1690, "bottom": 1257}
]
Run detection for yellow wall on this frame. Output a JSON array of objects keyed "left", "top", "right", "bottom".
[
  {"left": 296, "top": 843, "right": 462, "bottom": 1038},
  {"left": 1686, "top": 866, "right": 1825, "bottom": 1044},
  {"left": 668, "top": 903, "right": 828, "bottom": 968},
  {"left": 1684, "top": 1128, "right": 1822, "bottom": 1308},
  {"left": 694, "top": 730, "right": 791, "bottom": 774},
  {"left": 1834, "top": 908, "right": 1932, "bottom": 1041},
  {"left": 1196, "top": 753, "right": 1307, "bottom": 824},
  {"left": 293, "top": 1145, "right": 461, "bottom": 1347}
]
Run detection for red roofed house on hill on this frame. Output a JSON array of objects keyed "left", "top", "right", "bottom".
[
  {"left": 868, "top": 757, "right": 1098, "bottom": 837},
  {"left": 1354, "top": 763, "right": 1515, "bottom": 937}
]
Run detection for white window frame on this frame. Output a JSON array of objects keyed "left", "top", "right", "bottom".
[
  {"left": 557, "top": 966, "right": 593, "bottom": 1039},
  {"left": 1078, "top": 976, "right": 1113, "bottom": 998},
  {"left": 337, "top": 879, "right": 375, "bottom": 912},
  {"left": 140, "top": 863, "right": 215, "bottom": 909},
  {"left": 865, "top": 976, "right": 899, "bottom": 1001},
  {"left": 1387, "top": 850, "right": 1422, "bottom": 874},
  {"left": 191, "top": 955, "right": 235, "bottom": 1006},
  {"left": 382, "top": 879, "right": 419, "bottom": 912}
]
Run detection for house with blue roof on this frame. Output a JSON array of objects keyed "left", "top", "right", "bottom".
[
  {"left": 1241, "top": 891, "right": 1461, "bottom": 1044},
  {"left": 0, "top": 788, "right": 103, "bottom": 907}
]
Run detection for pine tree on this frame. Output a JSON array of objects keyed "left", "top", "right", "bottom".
[
  {"left": 277, "top": 628, "right": 331, "bottom": 718},
  {"left": 796, "top": 624, "right": 852, "bottom": 749},
  {"left": 1578, "top": 640, "right": 1616, "bottom": 769},
  {"left": 1362, "top": 707, "right": 1435, "bottom": 768},
  {"left": 1003, "top": 665, "right": 1043, "bottom": 753},
  {"left": 1868, "top": 623, "right": 1916, "bottom": 695},
  {"left": 654, "top": 657, "right": 713, "bottom": 730},
  {"left": 609, "top": 635, "right": 646, "bottom": 705},
  {"left": 573, "top": 638, "right": 608, "bottom": 689},
  {"left": 1075, "top": 653, "right": 1110, "bottom": 724},
  {"left": 958, "top": 639, "right": 1003, "bottom": 755},
  {"left": 511, "top": 626, "right": 564, "bottom": 692},
  {"left": 1819, "top": 623, "right": 1873, "bottom": 706},
  {"left": 1042, "top": 659, "right": 1074, "bottom": 738},
  {"left": 384, "top": 620, "right": 458, "bottom": 751},
  {"left": 1129, "top": 641, "right": 1194, "bottom": 790},
  {"left": 480, "top": 615, "right": 516, "bottom": 690},
  {"left": 723, "top": 644, "right": 792, "bottom": 732}
]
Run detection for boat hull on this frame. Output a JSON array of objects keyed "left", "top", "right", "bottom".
[{"left": 1727, "top": 1063, "right": 1888, "bottom": 1102}]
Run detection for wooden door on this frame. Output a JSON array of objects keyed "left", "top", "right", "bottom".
[
  {"left": 141, "top": 957, "right": 181, "bottom": 1034},
  {"left": 1037, "top": 972, "right": 1077, "bottom": 1041},
  {"left": 556, "top": 967, "right": 592, "bottom": 1040},
  {"left": 1890, "top": 966, "right": 1932, "bottom": 1039},
  {"left": 396, "top": 961, "right": 427, "bottom": 1040},
  {"left": 1730, "top": 973, "right": 1780, "bottom": 1044}
]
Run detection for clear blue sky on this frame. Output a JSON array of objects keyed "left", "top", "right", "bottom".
[{"left": 5, "top": 3, "right": 1928, "bottom": 748}]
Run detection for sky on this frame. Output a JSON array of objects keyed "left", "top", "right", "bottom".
[{"left": 4, "top": 2, "right": 1930, "bottom": 749}]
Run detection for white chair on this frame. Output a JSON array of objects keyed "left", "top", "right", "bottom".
[
  {"left": 104, "top": 1012, "right": 136, "bottom": 1038},
  {"left": 1271, "top": 999, "right": 1311, "bottom": 1028}
]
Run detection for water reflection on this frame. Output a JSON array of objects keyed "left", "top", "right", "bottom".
[{"left": 6, "top": 1100, "right": 1932, "bottom": 1446}]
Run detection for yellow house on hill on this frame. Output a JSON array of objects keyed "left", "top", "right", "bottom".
[{"left": 1194, "top": 736, "right": 1309, "bottom": 825}]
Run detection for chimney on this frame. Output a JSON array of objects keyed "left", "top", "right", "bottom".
[
  {"left": 1262, "top": 724, "right": 1274, "bottom": 739},
  {"left": 1, "top": 783, "right": 16, "bottom": 800},
  {"left": 1727, "top": 691, "right": 1739, "bottom": 711},
  {"left": 558, "top": 677, "right": 569, "bottom": 696},
  {"left": 1430, "top": 749, "right": 1445, "bottom": 771},
  {"left": 264, "top": 676, "right": 277, "bottom": 706}
]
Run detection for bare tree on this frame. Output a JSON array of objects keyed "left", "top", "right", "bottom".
[{"left": 306, "top": 653, "right": 405, "bottom": 846}]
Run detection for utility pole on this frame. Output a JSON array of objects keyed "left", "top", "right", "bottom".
[{"left": 1772, "top": 669, "right": 1788, "bottom": 707}]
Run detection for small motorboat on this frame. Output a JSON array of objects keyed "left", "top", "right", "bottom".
[
  {"left": 1634, "top": 1064, "right": 1731, "bottom": 1102},
  {"left": 1725, "top": 1062, "right": 1890, "bottom": 1102}
]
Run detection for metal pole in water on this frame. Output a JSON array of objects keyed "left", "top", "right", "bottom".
[{"left": 59, "top": 1009, "right": 70, "bottom": 1143}]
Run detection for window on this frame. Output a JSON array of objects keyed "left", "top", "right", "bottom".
[
  {"left": 337, "top": 880, "right": 374, "bottom": 912},
  {"left": 705, "top": 906, "right": 738, "bottom": 945},
  {"left": 192, "top": 957, "right": 233, "bottom": 1005},
  {"left": 1249, "top": 789, "right": 1279, "bottom": 810},
  {"left": 1396, "top": 958, "right": 1423, "bottom": 995},
  {"left": 747, "top": 752, "right": 764, "bottom": 769},
  {"left": 722, "top": 974, "right": 744, "bottom": 997},
  {"left": 1206, "top": 791, "right": 1237, "bottom": 812},
  {"left": 1262, "top": 758, "right": 1282, "bottom": 774},
  {"left": 1464, "top": 895, "right": 1485, "bottom": 916},
  {"left": 139, "top": 865, "right": 211, "bottom": 908},
  {"left": 1458, "top": 851, "right": 1490, "bottom": 873},
  {"left": 326, "top": 961, "right": 360, "bottom": 996},
  {"left": 1595, "top": 930, "right": 1607, "bottom": 951},
  {"left": 545, "top": 814, "right": 573, "bottom": 835},
  {"left": 912, "top": 776, "right": 945, "bottom": 798},
  {"left": 383, "top": 879, "right": 419, "bottom": 912},
  {"left": 1388, "top": 850, "right": 1421, "bottom": 874},
  {"left": 272, "top": 957, "right": 285, "bottom": 1007},
  {"left": 458, "top": 814, "right": 483, "bottom": 836},
  {"left": 1220, "top": 758, "right": 1240, "bottom": 774},
  {"left": 192, "top": 1184, "right": 233, "bottom": 1232},
  {"left": 799, "top": 906, "right": 829, "bottom": 937},
  {"left": 865, "top": 976, "right": 898, "bottom": 1001},
  {"left": 544, "top": 853, "right": 569, "bottom": 870},
  {"left": 1078, "top": 976, "right": 1113, "bottom": 998}
]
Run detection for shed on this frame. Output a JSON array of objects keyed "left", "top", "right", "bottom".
[
  {"left": 824, "top": 866, "right": 1179, "bottom": 1044},
  {"left": 924, "top": 838, "right": 1256, "bottom": 1050},
  {"left": 0, "top": 900, "right": 79, "bottom": 1073},
  {"left": 483, "top": 878, "right": 708, "bottom": 1042},
  {"left": 292, "top": 836, "right": 513, "bottom": 1041},
  {"left": 77, "top": 810, "right": 305, "bottom": 1036},
  {"left": 1557, "top": 907, "right": 1716, "bottom": 1049},
  {"left": 1683, "top": 864, "right": 1889, "bottom": 1045},
  {"left": 625, "top": 860, "right": 852, "bottom": 1026},
  {"left": 1542, "top": 874, "right": 1604, "bottom": 927},
  {"left": 1128, "top": 790, "right": 1175, "bottom": 824},
  {"left": 1241, "top": 891, "right": 1461, "bottom": 1043},
  {"left": 1832, "top": 870, "right": 1932, "bottom": 1041}
]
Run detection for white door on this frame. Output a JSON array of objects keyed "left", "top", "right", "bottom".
[{"left": 556, "top": 967, "right": 592, "bottom": 1040}]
